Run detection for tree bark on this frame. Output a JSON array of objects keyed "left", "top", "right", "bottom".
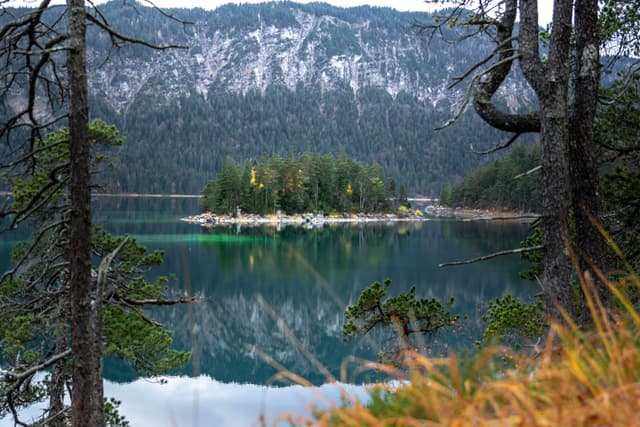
[
  {"left": 48, "top": 300, "right": 68, "bottom": 427},
  {"left": 471, "top": 0, "right": 541, "bottom": 134},
  {"left": 92, "top": 274, "right": 105, "bottom": 427},
  {"left": 519, "top": 0, "right": 575, "bottom": 321},
  {"left": 67, "top": 0, "right": 103, "bottom": 425},
  {"left": 569, "top": 0, "right": 608, "bottom": 318}
]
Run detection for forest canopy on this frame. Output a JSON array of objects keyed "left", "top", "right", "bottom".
[
  {"left": 200, "top": 152, "right": 409, "bottom": 215},
  {"left": 439, "top": 144, "right": 542, "bottom": 213}
]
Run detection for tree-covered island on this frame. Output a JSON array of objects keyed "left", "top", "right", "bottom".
[{"left": 186, "top": 152, "right": 425, "bottom": 226}]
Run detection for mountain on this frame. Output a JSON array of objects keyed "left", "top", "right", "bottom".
[{"left": 7, "top": 1, "right": 537, "bottom": 195}]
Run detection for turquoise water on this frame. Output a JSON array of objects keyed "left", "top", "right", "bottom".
[
  {"left": 0, "top": 196, "right": 538, "bottom": 426},
  {"left": 89, "top": 197, "right": 537, "bottom": 385}
]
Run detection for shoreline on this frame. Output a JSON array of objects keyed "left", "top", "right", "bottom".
[
  {"left": 181, "top": 206, "right": 539, "bottom": 228},
  {"left": 425, "top": 205, "right": 541, "bottom": 221},
  {"left": 0, "top": 192, "right": 202, "bottom": 199},
  {"left": 181, "top": 212, "right": 429, "bottom": 228},
  {"left": 92, "top": 193, "right": 201, "bottom": 198}
]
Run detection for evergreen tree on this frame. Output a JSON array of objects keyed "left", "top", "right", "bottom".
[
  {"left": 199, "top": 152, "right": 404, "bottom": 215},
  {"left": 0, "top": 123, "right": 191, "bottom": 425}
]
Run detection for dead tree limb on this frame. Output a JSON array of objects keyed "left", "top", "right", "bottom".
[
  {"left": 514, "top": 165, "right": 541, "bottom": 180},
  {"left": 439, "top": 245, "right": 544, "bottom": 267},
  {"left": 472, "top": 132, "right": 522, "bottom": 155}
]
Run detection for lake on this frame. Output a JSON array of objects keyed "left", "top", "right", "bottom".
[{"left": 0, "top": 196, "right": 538, "bottom": 426}]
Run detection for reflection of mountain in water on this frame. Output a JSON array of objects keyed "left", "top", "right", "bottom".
[
  {"left": 29, "top": 197, "right": 537, "bottom": 385},
  {"left": 162, "top": 287, "right": 358, "bottom": 385}
]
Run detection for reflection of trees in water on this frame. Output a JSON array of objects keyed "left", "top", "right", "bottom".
[
  {"left": 436, "top": 220, "right": 541, "bottom": 342},
  {"left": 93, "top": 196, "right": 198, "bottom": 237},
  {"left": 438, "top": 220, "right": 534, "bottom": 281},
  {"left": 96, "top": 217, "right": 538, "bottom": 385},
  {"left": 127, "top": 225, "right": 419, "bottom": 385},
  {"left": 145, "top": 288, "right": 367, "bottom": 385},
  {"left": 439, "top": 220, "right": 530, "bottom": 253},
  {"left": 198, "top": 224, "right": 418, "bottom": 289}
]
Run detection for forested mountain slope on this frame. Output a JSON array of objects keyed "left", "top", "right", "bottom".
[
  {"left": 440, "top": 144, "right": 542, "bottom": 212},
  {"left": 6, "top": 1, "right": 536, "bottom": 194}
]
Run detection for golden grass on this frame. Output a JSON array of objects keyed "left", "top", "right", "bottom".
[{"left": 304, "top": 264, "right": 640, "bottom": 426}]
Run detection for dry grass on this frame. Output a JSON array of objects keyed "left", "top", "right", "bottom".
[{"left": 302, "top": 249, "right": 640, "bottom": 426}]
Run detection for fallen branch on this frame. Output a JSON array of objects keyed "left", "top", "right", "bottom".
[
  {"left": 514, "top": 165, "right": 542, "bottom": 179},
  {"left": 439, "top": 245, "right": 543, "bottom": 267}
]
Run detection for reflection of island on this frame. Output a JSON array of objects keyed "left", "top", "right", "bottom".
[
  {"left": 99, "top": 222, "right": 539, "bottom": 386},
  {"left": 197, "top": 224, "right": 420, "bottom": 285}
]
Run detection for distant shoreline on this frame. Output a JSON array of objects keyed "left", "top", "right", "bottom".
[
  {"left": 1, "top": 192, "right": 437, "bottom": 202},
  {"left": 181, "top": 207, "right": 539, "bottom": 228},
  {"left": 0, "top": 191, "right": 202, "bottom": 198},
  {"left": 92, "top": 193, "right": 201, "bottom": 198}
]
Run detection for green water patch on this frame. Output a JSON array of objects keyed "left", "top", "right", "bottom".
[
  {"left": 0, "top": 239, "right": 20, "bottom": 249},
  {"left": 133, "top": 233, "right": 267, "bottom": 245}
]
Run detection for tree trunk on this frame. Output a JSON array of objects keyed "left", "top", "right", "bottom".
[
  {"left": 92, "top": 269, "right": 105, "bottom": 426},
  {"left": 48, "top": 301, "right": 68, "bottom": 427},
  {"left": 67, "top": 0, "right": 103, "bottom": 425},
  {"left": 518, "top": 0, "right": 575, "bottom": 321},
  {"left": 539, "top": 98, "right": 574, "bottom": 320},
  {"left": 569, "top": 0, "right": 608, "bottom": 320}
]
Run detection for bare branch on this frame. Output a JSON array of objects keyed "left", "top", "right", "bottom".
[
  {"left": 472, "top": 132, "right": 521, "bottom": 155},
  {"left": 514, "top": 165, "right": 541, "bottom": 179},
  {"left": 135, "top": 0, "right": 194, "bottom": 26},
  {"left": 448, "top": 35, "right": 518, "bottom": 89},
  {"left": 2, "top": 349, "right": 72, "bottom": 387},
  {"left": 438, "top": 245, "right": 544, "bottom": 267},
  {"left": 2, "top": 164, "right": 68, "bottom": 229},
  {"left": 436, "top": 51, "right": 539, "bottom": 133},
  {"left": 85, "top": 13, "right": 187, "bottom": 51},
  {"left": 434, "top": 82, "right": 472, "bottom": 130},
  {"left": 13, "top": 46, "right": 68, "bottom": 55},
  {"left": 0, "top": 218, "right": 66, "bottom": 283},
  {"left": 1, "top": 139, "right": 67, "bottom": 169}
]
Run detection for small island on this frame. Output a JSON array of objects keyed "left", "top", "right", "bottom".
[{"left": 183, "top": 152, "right": 427, "bottom": 227}]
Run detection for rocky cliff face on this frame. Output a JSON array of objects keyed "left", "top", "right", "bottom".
[
  {"left": 5, "top": 2, "right": 537, "bottom": 194},
  {"left": 88, "top": 3, "right": 531, "bottom": 115}
]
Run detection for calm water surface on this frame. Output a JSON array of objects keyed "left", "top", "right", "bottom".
[{"left": 0, "top": 196, "right": 538, "bottom": 426}]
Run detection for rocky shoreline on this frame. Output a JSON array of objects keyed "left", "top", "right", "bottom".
[
  {"left": 180, "top": 205, "right": 539, "bottom": 228},
  {"left": 180, "top": 211, "right": 429, "bottom": 228}
]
